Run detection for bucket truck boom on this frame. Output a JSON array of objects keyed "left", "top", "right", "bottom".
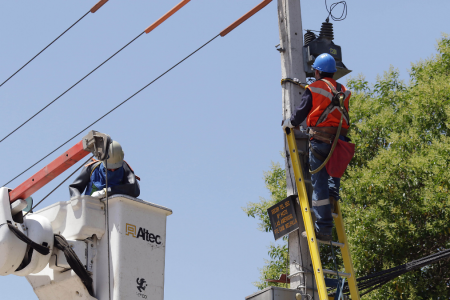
[{"left": 0, "top": 130, "right": 172, "bottom": 300}]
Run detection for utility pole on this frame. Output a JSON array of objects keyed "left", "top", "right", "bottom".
[{"left": 277, "top": 0, "right": 319, "bottom": 298}]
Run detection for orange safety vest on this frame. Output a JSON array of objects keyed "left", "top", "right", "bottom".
[{"left": 306, "top": 78, "right": 351, "bottom": 129}]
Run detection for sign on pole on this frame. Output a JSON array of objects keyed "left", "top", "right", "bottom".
[{"left": 267, "top": 195, "right": 299, "bottom": 240}]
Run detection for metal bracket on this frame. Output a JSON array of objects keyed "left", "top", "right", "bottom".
[
  {"left": 275, "top": 44, "right": 285, "bottom": 52},
  {"left": 86, "top": 239, "right": 97, "bottom": 273},
  {"left": 82, "top": 130, "right": 111, "bottom": 161}
]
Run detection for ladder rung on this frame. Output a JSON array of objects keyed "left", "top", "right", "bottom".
[
  {"left": 316, "top": 239, "right": 345, "bottom": 248},
  {"left": 323, "top": 269, "right": 351, "bottom": 278}
]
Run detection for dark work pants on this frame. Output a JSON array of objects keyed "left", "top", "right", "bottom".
[{"left": 309, "top": 139, "right": 341, "bottom": 235}]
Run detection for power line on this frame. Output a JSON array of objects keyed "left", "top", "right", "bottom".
[
  {"left": 3, "top": 34, "right": 220, "bottom": 187},
  {"left": 0, "top": 31, "right": 145, "bottom": 145},
  {"left": 0, "top": 0, "right": 192, "bottom": 145},
  {"left": 0, "top": 0, "right": 111, "bottom": 88},
  {"left": 4, "top": 0, "right": 273, "bottom": 187},
  {"left": 325, "top": 0, "right": 347, "bottom": 22},
  {"left": 0, "top": 11, "right": 90, "bottom": 88},
  {"left": 337, "top": 248, "right": 450, "bottom": 296}
]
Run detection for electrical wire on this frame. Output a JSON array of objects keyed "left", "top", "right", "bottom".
[
  {"left": 4, "top": 34, "right": 220, "bottom": 187},
  {"left": 23, "top": 156, "right": 93, "bottom": 217},
  {"left": 325, "top": 0, "right": 347, "bottom": 22},
  {"left": 0, "top": 10, "right": 91, "bottom": 88},
  {"left": 341, "top": 248, "right": 450, "bottom": 296},
  {"left": 0, "top": 31, "right": 145, "bottom": 145}
]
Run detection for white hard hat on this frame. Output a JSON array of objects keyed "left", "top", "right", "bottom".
[{"left": 102, "top": 140, "right": 124, "bottom": 169}]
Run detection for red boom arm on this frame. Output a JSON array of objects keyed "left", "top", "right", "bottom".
[{"left": 9, "top": 141, "right": 90, "bottom": 203}]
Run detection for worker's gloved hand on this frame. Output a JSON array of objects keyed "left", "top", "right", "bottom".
[
  {"left": 282, "top": 119, "right": 294, "bottom": 130},
  {"left": 91, "top": 189, "right": 106, "bottom": 198},
  {"left": 91, "top": 187, "right": 111, "bottom": 198}
]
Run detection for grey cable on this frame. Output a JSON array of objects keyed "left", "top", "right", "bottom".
[
  {"left": 4, "top": 34, "right": 220, "bottom": 187},
  {"left": 0, "top": 11, "right": 91, "bottom": 88},
  {"left": 104, "top": 159, "right": 112, "bottom": 300}
]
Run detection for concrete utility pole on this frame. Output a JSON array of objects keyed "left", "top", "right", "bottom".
[{"left": 277, "top": 0, "right": 319, "bottom": 298}]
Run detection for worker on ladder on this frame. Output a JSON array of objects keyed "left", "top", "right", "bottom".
[
  {"left": 69, "top": 140, "right": 140, "bottom": 198},
  {"left": 282, "top": 53, "right": 351, "bottom": 241}
]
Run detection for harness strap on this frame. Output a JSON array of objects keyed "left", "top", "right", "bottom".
[
  {"left": 124, "top": 160, "right": 140, "bottom": 181},
  {"left": 315, "top": 79, "right": 349, "bottom": 127},
  {"left": 84, "top": 158, "right": 99, "bottom": 168},
  {"left": 310, "top": 113, "right": 344, "bottom": 174},
  {"left": 308, "top": 127, "right": 349, "bottom": 144},
  {"left": 90, "top": 161, "right": 102, "bottom": 178},
  {"left": 309, "top": 81, "right": 346, "bottom": 174},
  {"left": 309, "top": 126, "right": 348, "bottom": 136}
]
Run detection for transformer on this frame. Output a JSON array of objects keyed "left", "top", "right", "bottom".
[{"left": 303, "top": 22, "right": 351, "bottom": 80}]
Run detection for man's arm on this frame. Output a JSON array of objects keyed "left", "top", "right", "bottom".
[
  {"left": 109, "top": 163, "right": 140, "bottom": 198},
  {"left": 69, "top": 166, "right": 92, "bottom": 198},
  {"left": 289, "top": 89, "right": 313, "bottom": 127}
]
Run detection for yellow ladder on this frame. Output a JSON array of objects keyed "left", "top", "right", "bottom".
[{"left": 284, "top": 127, "right": 360, "bottom": 300}]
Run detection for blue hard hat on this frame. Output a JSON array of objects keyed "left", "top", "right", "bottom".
[{"left": 312, "top": 53, "right": 337, "bottom": 73}]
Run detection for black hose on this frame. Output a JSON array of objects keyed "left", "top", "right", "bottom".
[{"left": 54, "top": 234, "right": 94, "bottom": 296}]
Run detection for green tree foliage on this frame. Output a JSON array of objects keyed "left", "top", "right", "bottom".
[
  {"left": 243, "top": 162, "right": 289, "bottom": 289},
  {"left": 244, "top": 161, "right": 286, "bottom": 233},
  {"left": 245, "top": 36, "right": 450, "bottom": 297},
  {"left": 343, "top": 36, "right": 450, "bottom": 298}
]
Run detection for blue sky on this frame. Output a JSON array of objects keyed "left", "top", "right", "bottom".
[{"left": 0, "top": 0, "right": 448, "bottom": 299}]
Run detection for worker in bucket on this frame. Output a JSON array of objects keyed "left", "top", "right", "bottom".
[
  {"left": 282, "top": 53, "right": 354, "bottom": 241},
  {"left": 69, "top": 140, "right": 140, "bottom": 198}
]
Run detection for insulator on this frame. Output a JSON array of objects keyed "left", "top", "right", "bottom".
[
  {"left": 307, "top": 77, "right": 316, "bottom": 84},
  {"left": 304, "top": 31, "right": 317, "bottom": 46},
  {"left": 319, "top": 22, "right": 334, "bottom": 40}
]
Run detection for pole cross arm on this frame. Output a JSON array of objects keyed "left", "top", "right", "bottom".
[
  {"left": 9, "top": 131, "right": 110, "bottom": 204},
  {"left": 220, "top": 0, "right": 272, "bottom": 37}
]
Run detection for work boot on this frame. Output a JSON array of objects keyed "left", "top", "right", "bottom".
[
  {"left": 301, "top": 230, "right": 332, "bottom": 242},
  {"left": 330, "top": 196, "right": 338, "bottom": 214}
]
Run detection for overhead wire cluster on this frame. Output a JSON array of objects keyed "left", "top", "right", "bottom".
[
  {"left": 2, "top": 1, "right": 448, "bottom": 297},
  {"left": 0, "top": 0, "right": 191, "bottom": 144},
  {"left": 0, "top": 0, "right": 109, "bottom": 88},
  {"left": 344, "top": 248, "right": 450, "bottom": 296},
  {"left": 3, "top": 0, "right": 274, "bottom": 204},
  {"left": 3, "top": 5, "right": 275, "bottom": 299}
]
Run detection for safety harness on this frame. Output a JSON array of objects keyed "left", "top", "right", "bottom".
[
  {"left": 309, "top": 79, "right": 346, "bottom": 174},
  {"left": 314, "top": 80, "right": 350, "bottom": 128}
]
